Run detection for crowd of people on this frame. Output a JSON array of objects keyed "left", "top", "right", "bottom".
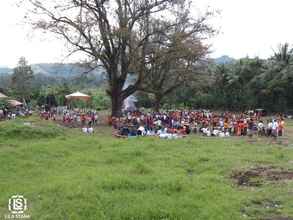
[
  {"left": 112, "top": 110, "right": 285, "bottom": 139},
  {"left": 40, "top": 107, "right": 99, "bottom": 127},
  {"left": 40, "top": 107, "right": 99, "bottom": 134},
  {"left": 0, "top": 107, "right": 32, "bottom": 120},
  {"left": 38, "top": 106, "right": 287, "bottom": 139}
]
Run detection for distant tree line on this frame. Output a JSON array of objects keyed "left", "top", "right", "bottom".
[
  {"left": 137, "top": 43, "right": 293, "bottom": 113},
  {"left": 0, "top": 57, "right": 110, "bottom": 110}
]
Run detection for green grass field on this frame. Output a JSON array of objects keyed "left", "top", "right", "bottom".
[{"left": 0, "top": 117, "right": 293, "bottom": 220}]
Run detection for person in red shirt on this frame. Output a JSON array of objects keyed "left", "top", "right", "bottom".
[
  {"left": 81, "top": 114, "right": 86, "bottom": 126},
  {"left": 237, "top": 120, "right": 242, "bottom": 136}
]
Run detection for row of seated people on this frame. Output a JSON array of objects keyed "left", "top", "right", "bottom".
[
  {"left": 115, "top": 124, "right": 190, "bottom": 139},
  {"left": 111, "top": 111, "right": 285, "bottom": 138}
]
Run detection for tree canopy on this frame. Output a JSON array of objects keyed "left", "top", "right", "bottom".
[
  {"left": 10, "top": 57, "right": 34, "bottom": 102},
  {"left": 24, "top": 0, "right": 216, "bottom": 115}
]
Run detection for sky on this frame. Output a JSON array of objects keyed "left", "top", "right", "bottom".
[{"left": 1, "top": 0, "right": 293, "bottom": 67}]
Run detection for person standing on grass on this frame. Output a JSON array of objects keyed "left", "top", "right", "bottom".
[
  {"left": 271, "top": 119, "right": 278, "bottom": 138},
  {"left": 278, "top": 118, "right": 285, "bottom": 136},
  {"left": 238, "top": 120, "right": 242, "bottom": 136},
  {"left": 81, "top": 114, "right": 86, "bottom": 126},
  {"left": 91, "top": 113, "right": 95, "bottom": 126},
  {"left": 0, "top": 109, "right": 3, "bottom": 119},
  {"left": 224, "top": 119, "right": 229, "bottom": 133},
  {"left": 267, "top": 120, "right": 272, "bottom": 136},
  {"left": 243, "top": 119, "right": 248, "bottom": 136},
  {"left": 257, "top": 120, "right": 265, "bottom": 136},
  {"left": 247, "top": 119, "right": 254, "bottom": 138}
]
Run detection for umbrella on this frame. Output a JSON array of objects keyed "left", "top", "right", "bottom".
[
  {"left": 0, "top": 92, "right": 8, "bottom": 99},
  {"left": 65, "top": 91, "right": 91, "bottom": 101},
  {"left": 8, "top": 99, "right": 23, "bottom": 107}
]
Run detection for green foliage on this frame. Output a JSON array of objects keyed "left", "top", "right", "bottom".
[
  {"left": 136, "top": 92, "right": 154, "bottom": 109},
  {"left": 32, "top": 83, "right": 110, "bottom": 110},
  {"left": 35, "top": 83, "right": 72, "bottom": 107},
  {"left": 0, "top": 99, "right": 8, "bottom": 109},
  {"left": 54, "top": 88, "right": 111, "bottom": 110},
  {"left": 89, "top": 89, "right": 111, "bottom": 110},
  {"left": 10, "top": 57, "right": 34, "bottom": 101},
  {"left": 159, "top": 44, "right": 293, "bottom": 112}
]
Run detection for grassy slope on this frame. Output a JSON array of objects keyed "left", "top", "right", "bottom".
[{"left": 0, "top": 117, "right": 293, "bottom": 220}]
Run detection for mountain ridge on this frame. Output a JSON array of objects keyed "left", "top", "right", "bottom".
[
  {"left": 213, "top": 55, "right": 235, "bottom": 64},
  {"left": 0, "top": 56, "right": 235, "bottom": 77},
  {"left": 0, "top": 63, "right": 105, "bottom": 78}
]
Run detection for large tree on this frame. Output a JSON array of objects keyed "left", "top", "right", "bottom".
[
  {"left": 139, "top": 3, "right": 214, "bottom": 111},
  {"left": 11, "top": 57, "right": 34, "bottom": 102},
  {"left": 24, "top": 0, "right": 200, "bottom": 116}
]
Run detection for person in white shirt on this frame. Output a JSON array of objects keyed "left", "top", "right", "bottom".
[
  {"left": 271, "top": 120, "right": 278, "bottom": 137},
  {"left": 257, "top": 121, "right": 265, "bottom": 136},
  {"left": 157, "top": 127, "right": 167, "bottom": 138},
  {"left": 212, "top": 129, "right": 220, "bottom": 136},
  {"left": 88, "top": 127, "right": 94, "bottom": 134},
  {"left": 146, "top": 130, "right": 155, "bottom": 136},
  {"left": 219, "top": 132, "right": 225, "bottom": 137},
  {"left": 267, "top": 120, "right": 272, "bottom": 136},
  {"left": 94, "top": 114, "right": 98, "bottom": 124},
  {"left": 219, "top": 120, "right": 224, "bottom": 130},
  {"left": 82, "top": 127, "right": 88, "bottom": 133},
  {"left": 202, "top": 127, "right": 211, "bottom": 137},
  {"left": 137, "top": 125, "right": 146, "bottom": 136},
  {"left": 155, "top": 119, "right": 162, "bottom": 127}
]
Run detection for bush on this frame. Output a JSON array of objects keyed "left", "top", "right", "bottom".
[
  {"left": 89, "top": 89, "right": 111, "bottom": 110},
  {"left": 0, "top": 99, "right": 8, "bottom": 109}
]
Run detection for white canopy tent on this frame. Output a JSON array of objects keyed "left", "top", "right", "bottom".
[
  {"left": 65, "top": 91, "right": 91, "bottom": 101},
  {"left": 8, "top": 99, "right": 23, "bottom": 107},
  {"left": 0, "top": 92, "right": 8, "bottom": 99}
]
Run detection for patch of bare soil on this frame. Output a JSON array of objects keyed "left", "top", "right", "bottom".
[{"left": 231, "top": 166, "right": 293, "bottom": 186}]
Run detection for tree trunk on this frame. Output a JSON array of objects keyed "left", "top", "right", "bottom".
[
  {"left": 154, "top": 95, "right": 162, "bottom": 112},
  {"left": 111, "top": 92, "right": 124, "bottom": 117}
]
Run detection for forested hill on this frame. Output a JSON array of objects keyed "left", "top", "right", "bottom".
[
  {"left": 0, "top": 63, "right": 106, "bottom": 89},
  {"left": 0, "top": 63, "right": 105, "bottom": 78},
  {"left": 0, "top": 57, "right": 233, "bottom": 91},
  {"left": 0, "top": 56, "right": 234, "bottom": 76},
  {"left": 0, "top": 67, "right": 12, "bottom": 75},
  {"left": 214, "top": 55, "right": 235, "bottom": 64}
]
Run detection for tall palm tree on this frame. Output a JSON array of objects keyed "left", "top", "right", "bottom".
[{"left": 272, "top": 43, "right": 293, "bottom": 65}]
